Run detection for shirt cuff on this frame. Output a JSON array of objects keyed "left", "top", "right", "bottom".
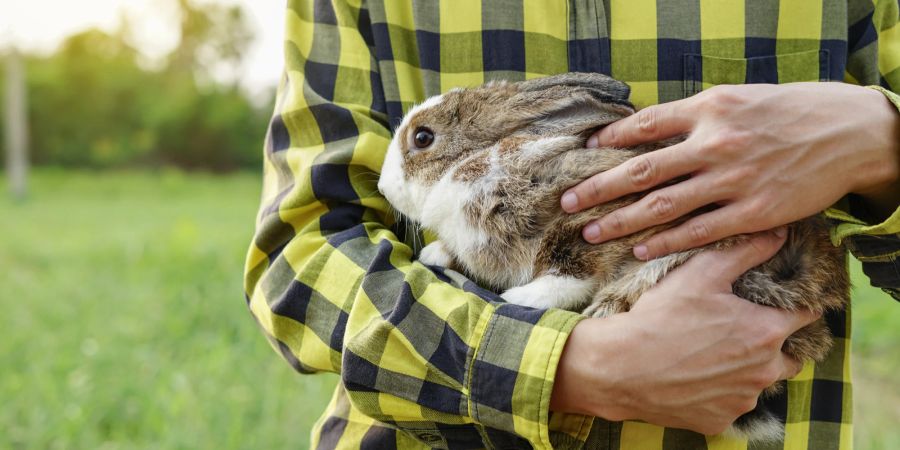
[
  {"left": 825, "top": 202, "right": 900, "bottom": 246},
  {"left": 870, "top": 85, "right": 900, "bottom": 111},
  {"left": 824, "top": 86, "right": 900, "bottom": 245},
  {"left": 467, "top": 304, "right": 589, "bottom": 449}
]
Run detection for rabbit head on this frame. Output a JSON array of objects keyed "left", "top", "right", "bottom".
[{"left": 378, "top": 72, "right": 634, "bottom": 221}]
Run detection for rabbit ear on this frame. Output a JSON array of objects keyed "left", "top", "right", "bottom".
[
  {"left": 506, "top": 73, "right": 635, "bottom": 136},
  {"left": 517, "top": 72, "right": 633, "bottom": 109}
]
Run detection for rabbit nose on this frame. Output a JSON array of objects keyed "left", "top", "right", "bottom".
[{"left": 377, "top": 175, "right": 398, "bottom": 197}]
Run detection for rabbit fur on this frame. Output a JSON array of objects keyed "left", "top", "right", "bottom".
[{"left": 377, "top": 72, "right": 848, "bottom": 443}]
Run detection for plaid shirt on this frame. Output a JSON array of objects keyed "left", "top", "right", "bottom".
[{"left": 244, "top": 0, "right": 900, "bottom": 448}]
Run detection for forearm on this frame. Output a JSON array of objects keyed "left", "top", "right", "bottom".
[
  {"left": 825, "top": 85, "right": 900, "bottom": 299},
  {"left": 247, "top": 1, "right": 588, "bottom": 445},
  {"left": 249, "top": 134, "right": 585, "bottom": 447}
]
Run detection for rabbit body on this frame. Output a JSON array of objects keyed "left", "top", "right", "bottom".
[{"left": 377, "top": 73, "right": 848, "bottom": 442}]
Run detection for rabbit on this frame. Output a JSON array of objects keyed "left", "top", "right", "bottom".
[{"left": 377, "top": 72, "right": 848, "bottom": 443}]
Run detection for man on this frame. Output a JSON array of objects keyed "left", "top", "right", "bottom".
[{"left": 244, "top": 1, "right": 900, "bottom": 448}]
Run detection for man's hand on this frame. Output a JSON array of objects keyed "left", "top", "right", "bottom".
[
  {"left": 550, "top": 229, "right": 820, "bottom": 435},
  {"left": 560, "top": 82, "right": 900, "bottom": 260}
]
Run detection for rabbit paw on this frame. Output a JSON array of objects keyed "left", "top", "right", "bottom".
[
  {"left": 419, "top": 241, "right": 452, "bottom": 267},
  {"left": 502, "top": 285, "right": 556, "bottom": 309},
  {"left": 502, "top": 274, "right": 595, "bottom": 310}
]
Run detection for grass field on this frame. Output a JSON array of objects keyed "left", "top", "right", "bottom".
[{"left": 1, "top": 170, "right": 898, "bottom": 449}]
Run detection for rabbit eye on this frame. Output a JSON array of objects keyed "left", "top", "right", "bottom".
[{"left": 413, "top": 127, "right": 435, "bottom": 149}]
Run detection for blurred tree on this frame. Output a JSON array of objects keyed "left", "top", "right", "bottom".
[
  {"left": 150, "top": 0, "right": 265, "bottom": 170},
  {"left": 169, "top": 0, "right": 254, "bottom": 83},
  {"left": 26, "top": 29, "right": 155, "bottom": 167},
  {"left": 3, "top": 0, "right": 270, "bottom": 171}
]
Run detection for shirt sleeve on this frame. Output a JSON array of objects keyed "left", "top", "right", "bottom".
[
  {"left": 242, "top": 0, "right": 586, "bottom": 447},
  {"left": 827, "top": 0, "right": 900, "bottom": 300}
]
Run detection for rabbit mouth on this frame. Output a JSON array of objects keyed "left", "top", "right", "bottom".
[
  {"left": 378, "top": 141, "right": 418, "bottom": 219},
  {"left": 377, "top": 177, "right": 414, "bottom": 219}
]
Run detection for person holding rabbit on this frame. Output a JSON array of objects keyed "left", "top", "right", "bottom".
[{"left": 244, "top": 1, "right": 900, "bottom": 449}]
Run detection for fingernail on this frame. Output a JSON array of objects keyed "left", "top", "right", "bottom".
[
  {"left": 634, "top": 245, "right": 649, "bottom": 260},
  {"left": 561, "top": 191, "right": 578, "bottom": 212},
  {"left": 586, "top": 135, "right": 600, "bottom": 148},
  {"left": 584, "top": 223, "right": 601, "bottom": 242},
  {"left": 597, "top": 128, "right": 615, "bottom": 146},
  {"left": 774, "top": 226, "right": 787, "bottom": 238}
]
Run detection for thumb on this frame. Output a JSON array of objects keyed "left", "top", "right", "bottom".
[{"left": 683, "top": 227, "right": 788, "bottom": 287}]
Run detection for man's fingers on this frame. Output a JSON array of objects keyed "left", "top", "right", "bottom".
[
  {"left": 678, "top": 227, "right": 788, "bottom": 285},
  {"left": 779, "top": 355, "right": 804, "bottom": 380},
  {"left": 779, "top": 307, "right": 823, "bottom": 335},
  {"left": 582, "top": 177, "right": 723, "bottom": 243},
  {"left": 589, "top": 100, "right": 695, "bottom": 149},
  {"left": 634, "top": 205, "right": 776, "bottom": 260},
  {"left": 562, "top": 142, "right": 698, "bottom": 212}
]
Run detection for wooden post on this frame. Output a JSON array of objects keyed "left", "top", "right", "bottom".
[{"left": 4, "top": 49, "right": 29, "bottom": 200}]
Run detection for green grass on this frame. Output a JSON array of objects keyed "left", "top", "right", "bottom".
[
  {"left": 0, "top": 170, "right": 337, "bottom": 449},
  {"left": 1, "top": 170, "right": 898, "bottom": 449}
]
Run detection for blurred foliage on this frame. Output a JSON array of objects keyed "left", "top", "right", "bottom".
[{"left": 0, "top": 0, "right": 272, "bottom": 171}]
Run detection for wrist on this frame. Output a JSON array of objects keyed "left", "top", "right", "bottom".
[
  {"left": 549, "top": 315, "right": 637, "bottom": 420},
  {"left": 848, "top": 86, "right": 900, "bottom": 221},
  {"left": 549, "top": 319, "right": 598, "bottom": 415},
  {"left": 850, "top": 86, "right": 900, "bottom": 197}
]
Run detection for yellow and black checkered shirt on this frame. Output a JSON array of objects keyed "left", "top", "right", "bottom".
[{"left": 244, "top": 0, "right": 900, "bottom": 448}]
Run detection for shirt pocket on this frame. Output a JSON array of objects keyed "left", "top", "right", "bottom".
[{"left": 683, "top": 49, "right": 831, "bottom": 97}]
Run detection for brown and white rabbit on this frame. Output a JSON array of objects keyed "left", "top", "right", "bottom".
[{"left": 377, "top": 72, "right": 848, "bottom": 443}]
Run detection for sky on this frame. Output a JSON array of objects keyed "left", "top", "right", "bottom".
[{"left": 0, "top": 0, "right": 286, "bottom": 96}]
